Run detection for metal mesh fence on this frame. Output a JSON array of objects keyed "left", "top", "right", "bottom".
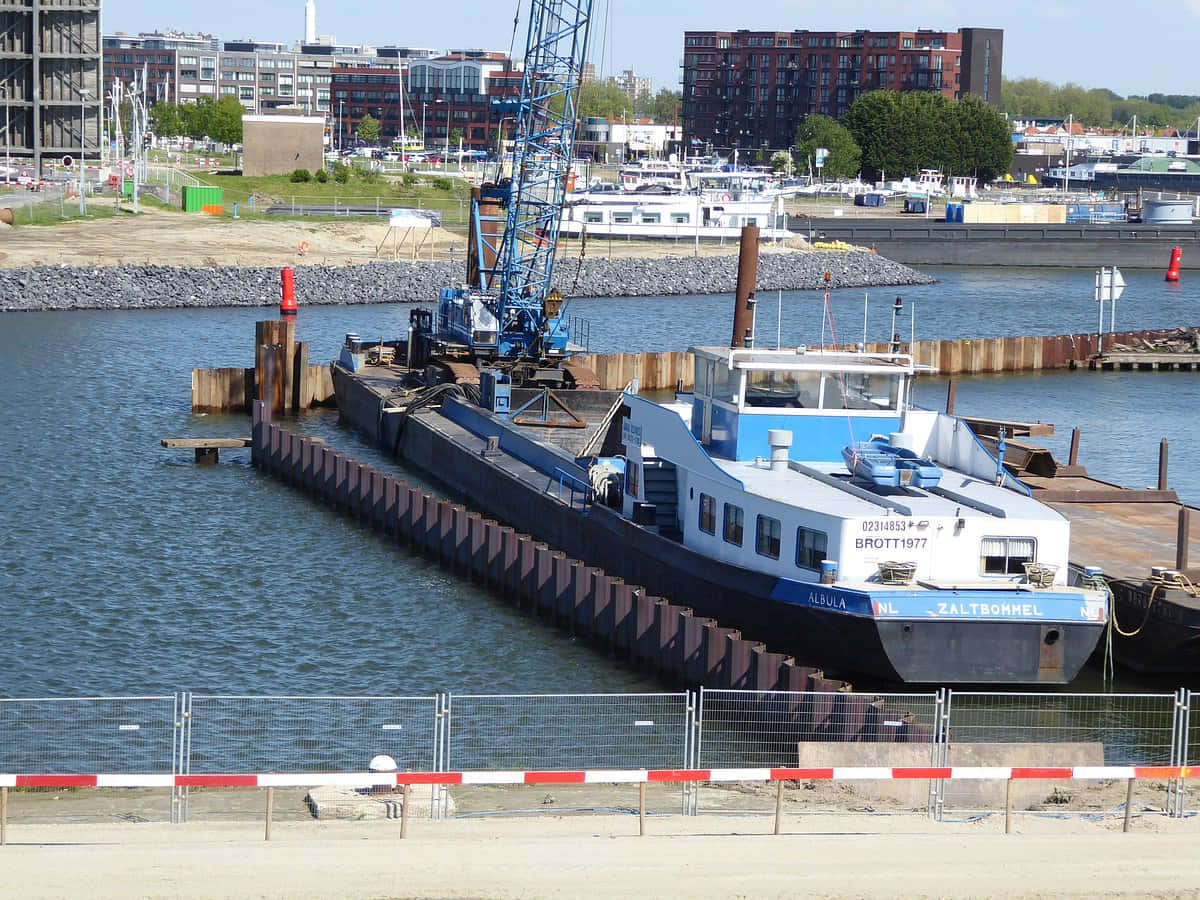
[
  {"left": 697, "top": 690, "right": 941, "bottom": 768},
  {"left": 947, "top": 692, "right": 1177, "bottom": 766},
  {"left": 186, "top": 695, "right": 439, "bottom": 773},
  {"left": 0, "top": 696, "right": 177, "bottom": 773},
  {"left": 445, "top": 693, "right": 690, "bottom": 771}
]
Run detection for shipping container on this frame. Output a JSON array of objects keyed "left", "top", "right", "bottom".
[{"left": 182, "top": 185, "right": 223, "bottom": 213}]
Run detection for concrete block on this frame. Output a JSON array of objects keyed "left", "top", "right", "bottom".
[{"left": 305, "top": 784, "right": 455, "bottom": 820}]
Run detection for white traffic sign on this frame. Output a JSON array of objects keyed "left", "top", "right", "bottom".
[
  {"left": 124, "top": 162, "right": 135, "bottom": 178},
  {"left": 1098, "top": 266, "right": 1125, "bottom": 301}
]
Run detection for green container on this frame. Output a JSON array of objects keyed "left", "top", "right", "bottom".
[
  {"left": 122, "top": 179, "right": 134, "bottom": 198},
  {"left": 182, "top": 185, "right": 222, "bottom": 212}
]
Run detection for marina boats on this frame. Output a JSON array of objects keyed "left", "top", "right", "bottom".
[
  {"left": 1043, "top": 154, "right": 1200, "bottom": 194},
  {"left": 560, "top": 189, "right": 791, "bottom": 241},
  {"left": 331, "top": 327, "right": 1109, "bottom": 686}
]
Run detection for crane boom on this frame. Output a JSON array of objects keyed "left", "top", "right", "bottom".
[
  {"left": 494, "top": 0, "right": 592, "bottom": 356},
  {"left": 431, "top": 0, "right": 592, "bottom": 372}
]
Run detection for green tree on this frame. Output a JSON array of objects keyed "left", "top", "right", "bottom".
[
  {"left": 649, "top": 89, "right": 681, "bottom": 124},
  {"left": 578, "top": 81, "right": 634, "bottom": 120},
  {"left": 770, "top": 150, "right": 794, "bottom": 176},
  {"left": 357, "top": 113, "right": 380, "bottom": 144},
  {"left": 795, "top": 114, "right": 861, "bottom": 181},
  {"left": 207, "top": 96, "right": 244, "bottom": 146},
  {"left": 150, "top": 102, "right": 184, "bottom": 138},
  {"left": 953, "top": 95, "right": 1014, "bottom": 182},
  {"left": 842, "top": 91, "right": 898, "bottom": 180}
]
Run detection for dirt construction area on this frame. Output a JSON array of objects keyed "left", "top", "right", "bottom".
[
  {"left": 0, "top": 207, "right": 819, "bottom": 269},
  {"left": 3, "top": 811, "right": 1199, "bottom": 899},
  {"left": 3, "top": 780, "right": 1200, "bottom": 897}
]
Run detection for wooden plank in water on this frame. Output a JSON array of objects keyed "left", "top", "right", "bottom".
[{"left": 161, "top": 438, "right": 252, "bottom": 450}]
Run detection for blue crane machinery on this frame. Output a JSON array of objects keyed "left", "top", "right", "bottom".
[{"left": 427, "top": 0, "right": 592, "bottom": 381}]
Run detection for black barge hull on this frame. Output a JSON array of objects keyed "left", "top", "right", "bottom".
[{"left": 333, "top": 364, "right": 1100, "bottom": 685}]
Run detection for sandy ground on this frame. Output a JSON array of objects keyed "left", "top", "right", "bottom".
[
  {"left": 0, "top": 206, "right": 821, "bottom": 269},
  {"left": 2, "top": 810, "right": 1199, "bottom": 899},
  {"left": 3, "top": 781, "right": 1199, "bottom": 897}
]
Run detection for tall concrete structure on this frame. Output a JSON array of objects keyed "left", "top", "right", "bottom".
[
  {"left": 1, "top": 0, "right": 103, "bottom": 174},
  {"left": 304, "top": 0, "right": 317, "bottom": 46}
]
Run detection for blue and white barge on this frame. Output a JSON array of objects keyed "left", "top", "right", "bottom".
[{"left": 614, "top": 345, "right": 1108, "bottom": 683}]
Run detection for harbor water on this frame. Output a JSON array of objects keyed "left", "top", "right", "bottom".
[{"left": 3, "top": 266, "right": 1200, "bottom": 698}]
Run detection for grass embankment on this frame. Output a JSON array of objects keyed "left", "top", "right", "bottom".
[
  {"left": 192, "top": 171, "right": 473, "bottom": 226},
  {"left": 10, "top": 190, "right": 176, "bottom": 226}
]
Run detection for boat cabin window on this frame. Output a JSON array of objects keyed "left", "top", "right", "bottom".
[
  {"left": 723, "top": 503, "right": 744, "bottom": 546},
  {"left": 981, "top": 536, "right": 1036, "bottom": 575},
  {"left": 671, "top": 213, "right": 690, "bottom": 224},
  {"left": 584, "top": 212, "right": 604, "bottom": 224},
  {"left": 795, "top": 526, "right": 828, "bottom": 570},
  {"left": 642, "top": 213, "right": 661, "bottom": 224},
  {"left": 744, "top": 369, "right": 821, "bottom": 408},
  {"left": 613, "top": 212, "right": 633, "bottom": 224},
  {"left": 625, "top": 461, "right": 641, "bottom": 499},
  {"left": 826, "top": 372, "right": 903, "bottom": 411},
  {"left": 710, "top": 365, "right": 738, "bottom": 403},
  {"left": 695, "top": 359, "right": 713, "bottom": 397},
  {"left": 755, "top": 515, "right": 782, "bottom": 560},
  {"left": 699, "top": 493, "right": 717, "bottom": 535}
]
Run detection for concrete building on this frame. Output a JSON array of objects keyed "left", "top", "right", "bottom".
[
  {"left": 241, "top": 110, "right": 324, "bottom": 175},
  {"left": 577, "top": 117, "right": 682, "bottom": 162},
  {"left": 1, "top": 0, "right": 103, "bottom": 173},
  {"left": 681, "top": 26, "right": 1002, "bottom": 151},
  {"left": 330, "top": 52, "right": 521, "bottom": 152},
  {"left": 613, "top": 68, "right": 651, "bottom": 104}
]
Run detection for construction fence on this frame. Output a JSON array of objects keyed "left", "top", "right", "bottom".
[{"left": 0, "top": 688, "right": 1197, "bottom": 826}]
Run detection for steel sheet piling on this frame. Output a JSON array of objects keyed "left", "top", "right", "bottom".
[{"left": 612, "top": 584, "right": 635, "bottom": 653}]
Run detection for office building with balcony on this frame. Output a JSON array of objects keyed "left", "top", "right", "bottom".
[
  {"left": 681, "top": 27, "right": 1002, "bottom": 152},
  {"left": 332, "top": 52, "right": 520, "bottom": 152}
]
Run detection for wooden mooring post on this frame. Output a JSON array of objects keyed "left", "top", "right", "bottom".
[
  {"left": 160, "top": 437, "right": 252, "bottom": 464},
  {"left": 1177, "top": 508, "right": 1191, "bottom": 571}
]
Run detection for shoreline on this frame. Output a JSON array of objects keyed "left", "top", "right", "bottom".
[{"left": 0, "top": 252, "right": 933, "bottom": 313}]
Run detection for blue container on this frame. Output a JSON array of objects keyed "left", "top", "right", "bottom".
[
  {"left": 953, "top": 203, "right": 964, "bottom": 223},
  {"left": 904, "top": 198, "right": 927, "bottom": 214}
]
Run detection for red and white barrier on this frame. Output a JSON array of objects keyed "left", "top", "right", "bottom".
[{"left": 1, "top": 766, "right": 1195, "bottom": 789}]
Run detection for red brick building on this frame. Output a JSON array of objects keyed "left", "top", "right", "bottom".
[{"left": 681, "top": 27, "right": 1002, "bottom": 152}]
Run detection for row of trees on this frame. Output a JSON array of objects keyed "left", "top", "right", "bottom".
[
  {"left": 576, "top": 82, "right": 681, "bottom": 123},
  {"left": 150, "top": 97, "right": 244, "bottom": 146},
  {"left": 789, "top": 91, "right": 1012, "bottom": 183},
  {"left": 1002, "top": 78, "right": 1200, "bottom": 130}
]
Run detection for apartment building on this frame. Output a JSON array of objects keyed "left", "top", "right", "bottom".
[{"left": 681, "top": 27, "right": 1002, "bottom": 151}]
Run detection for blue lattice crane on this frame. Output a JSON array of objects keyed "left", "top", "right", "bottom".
[{"left": 431, "top": 0, "right": 592, "bottom": 381}]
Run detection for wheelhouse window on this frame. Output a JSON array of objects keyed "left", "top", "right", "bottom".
[
  {"left": 744, "top": 369, "right": 821, "bottom": 408},
  {"left": 699, "top": 493, "right": 716, "bottom": 535},
  {"left": 723, "top": 503, "right": 744, "bottom": 546},
  {"left": 755, "top": 515, "right": 781, "bottom": 559},
  {"left": 825, "top": 372, "right": 902, "bottom": 411},
  {"left": 625, "top": 461, "right": 641, "bottom": 499},
  {"left": 981, "top": 537, "right": 1035, "bottom": 575},
  {"left": 795, "top": 526, "right": 828, "bottom": 569}
]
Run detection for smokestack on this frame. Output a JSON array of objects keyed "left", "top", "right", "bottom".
[
  {"left": 304, "top": 0, "right": 317, "bottom": 44},
  {"left": 730, "top": 225, "right": 760, "bottom": 348}
]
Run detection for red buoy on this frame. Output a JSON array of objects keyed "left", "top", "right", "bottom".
[
  {"left": 280, "top": 267, "right": 298, "bottom": 315},
  {"left": 1166, "top": 246, "right": 1182, "bottom": 282}
]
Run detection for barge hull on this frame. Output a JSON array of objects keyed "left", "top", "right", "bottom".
[{"left": 333, "top": 364, "right": 1099, "bottom": 685}]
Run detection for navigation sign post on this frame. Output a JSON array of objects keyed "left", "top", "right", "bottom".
[{"left": 1095, "top": 266, "right": 1125, "bottom": 352}]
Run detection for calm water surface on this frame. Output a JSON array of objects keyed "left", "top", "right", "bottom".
[{"left": 3, "top": 265, "right": 1199, "bottom": 696}]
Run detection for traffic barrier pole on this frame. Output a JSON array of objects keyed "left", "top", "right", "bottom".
[
  {"left": 638, "top": 783, "right": 646, "bottom": 837},
  {"left": 401, "top": 783, "right": 411, "bottom": 839},
  {"left": 774, "top": 779, "right": 784, "bottom": 835},
  {"left": 265, "top": 786, "right": 274, "bottom": 841},
  {"left": 1005, "top": 779, "right": 1013, "bottom": 834},
  {"left": 1124, "top": 779, "right": 1135, "bottom": 833}
]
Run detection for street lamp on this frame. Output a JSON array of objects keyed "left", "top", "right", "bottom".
[
  {"left": 77, "top": 86, "right": 90, "bottom": 215},
  {"left": 338, "top": 99, "right": 344, "bottom": 152}
]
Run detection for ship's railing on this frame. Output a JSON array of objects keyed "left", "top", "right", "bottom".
[
  {"left": 553, "top": 467, "right": 594, "bottom": 509},
  {"left": 0, "top": 689, "right": 1195, "bottom": 824}
]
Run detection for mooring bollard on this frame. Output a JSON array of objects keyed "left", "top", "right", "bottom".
[
  {"left": 265, "top": 786, "right": 275, "bottom": 842},
  {"left": 401, "top": 783, "right": 412, "bottom": 839},
  {"left": 1004, "top": 778, "right": 1013, "bottom": 834}
]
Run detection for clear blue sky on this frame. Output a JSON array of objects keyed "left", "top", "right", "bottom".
[{"left": 102, "top": 0, "right": 1194, "bottom": 98}]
